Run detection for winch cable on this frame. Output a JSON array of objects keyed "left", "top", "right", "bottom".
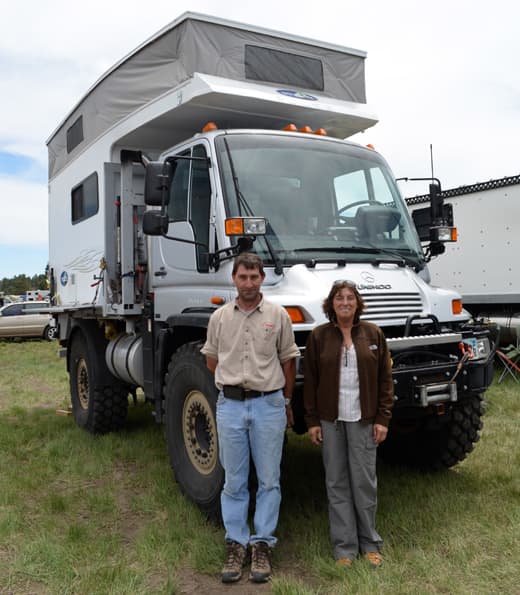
[{"left": 450, "top": 342, "right": 474, "bottom": 383}]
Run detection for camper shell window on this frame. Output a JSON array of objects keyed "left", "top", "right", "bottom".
[
  {"left": 245, "top": 45, "right": 324, "bottom": 91},
  {"left": 71, "top": 172, "right": 99, "bottom": 224},
  {"left": 66, "top": 115, "right": 84, "bottom": 153}
]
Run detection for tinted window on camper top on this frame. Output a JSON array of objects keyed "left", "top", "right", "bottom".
[
  {"left": 67, "top": 115, "right": 84, "bottom": 153},
  {"left": 71, "top": 172, "right": 99, "bottom": 224},
  {"left": 245, "top": 45, "right": 324, "bottom": 91}
]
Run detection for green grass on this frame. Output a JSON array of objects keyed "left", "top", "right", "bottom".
[{"left": 1, "top": 341, "right": 519, "bottom": 593}]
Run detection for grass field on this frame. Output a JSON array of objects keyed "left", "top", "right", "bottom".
[{"left": 0, "top": 340, "right": 519, "bottom": 594}]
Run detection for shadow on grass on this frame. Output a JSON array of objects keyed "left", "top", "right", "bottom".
[{"left": 122, "top": 398, "right": 159, "bottom": 433}]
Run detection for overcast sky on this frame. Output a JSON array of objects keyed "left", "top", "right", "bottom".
[{"left": 1, "top": 0, "right": 519, "bottom": 279}]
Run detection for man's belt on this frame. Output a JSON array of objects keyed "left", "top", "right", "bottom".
[{"left": 223, "top": 385, "right": 280, "bottom": 401}]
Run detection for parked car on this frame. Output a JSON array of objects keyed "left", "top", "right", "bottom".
[{"left": 0, "top": 301, "right": 56, "bottom": 340}]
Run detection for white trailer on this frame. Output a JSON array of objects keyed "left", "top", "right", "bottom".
[
  {"left": 47, "top": 12, "right": 495, "bottom": 516},
  {"left": 406, "top": 175, "right": 520, "bottom": 343}
]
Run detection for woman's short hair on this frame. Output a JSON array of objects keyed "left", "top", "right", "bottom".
[{"left": 322, "top": 280, "right": 365, "bottom": 324}]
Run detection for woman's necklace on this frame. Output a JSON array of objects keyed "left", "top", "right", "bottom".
[{"left": 340, "top": 324, "right": 353, "bottom": 348}]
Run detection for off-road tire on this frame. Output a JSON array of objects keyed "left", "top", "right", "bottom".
[
  {"left": 164, "top": 341, "right": 223, "bottom": 519},
  {"left": 69, "top": 331, "right": 129, "bottom": 434},
  {"left": 379, "top": 394, "right": 485, "bottom": 470}
]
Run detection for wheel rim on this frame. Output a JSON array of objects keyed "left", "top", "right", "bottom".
[
  {"left": 76, "top": 358, "right": 90, "bottom": 410},
  {"left": 182, "top": 389, "right": 218, "bottom": 475}
]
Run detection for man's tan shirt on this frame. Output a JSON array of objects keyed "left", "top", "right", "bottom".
[{"left": 201, "top": 297, "right": 300, "bottom": 391}]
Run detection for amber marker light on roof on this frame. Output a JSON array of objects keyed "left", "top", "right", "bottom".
[
  {"left": 366, "top": 143, "right": 376, "bottom": 150},
  {"left": 284, "top": 306, "right": 306, "bottom": 323},
  {"left": 283, "top": 123, "right": 298, "bottom": 131},
  {"left": 452, "top": 299, "right": 463, "bottom": 315},
  {"left": 299, "top": 126, "right": 313, "bottom": 133},
  {"left": 314, "top": 128, "right": 327, "bottom": 135},
  {"left": 211, "top": 296, "right": 225, "bottom": 305},
  {"left": 202, "top": 122, "right": 218, "bottom": 132}
]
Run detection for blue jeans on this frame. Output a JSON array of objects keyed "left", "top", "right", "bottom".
[{"left": 216, "top": 389, "right": 287, "bottom": 547}]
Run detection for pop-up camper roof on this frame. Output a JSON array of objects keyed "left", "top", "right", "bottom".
[{"left": 47, "top": 12, "right": 377, "bottom": 179}]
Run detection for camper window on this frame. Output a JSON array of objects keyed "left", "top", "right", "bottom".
[
  {"left": 71, "top": 172, "right": 99, "bottom": 224},
  {"left": 66, "top": 115, "right": 84, "bottom": 153},
  {"left": 245, "top": 45, "right": 324, "bottom": 91}
]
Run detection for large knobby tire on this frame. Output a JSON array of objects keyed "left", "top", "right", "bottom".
[
  {"left": 164, "top": 341, "right": 224, "bottom": 518},
  {"left": 379, "top": 394, "right": 485, "bottom": 470},
  {"left": 69, "top": 332, "right": 129, "bottom": 434}
]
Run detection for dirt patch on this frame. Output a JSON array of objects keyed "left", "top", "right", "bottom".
[
  {"left": 177, "top": 557, "right": 319, "bottom": 594},
  {"left": 178, "top": 567, "right": 273, "bottom": 594}
]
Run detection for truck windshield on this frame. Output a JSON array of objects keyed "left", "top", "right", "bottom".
[{"left": 215, "top": 133, "right": 423, "bottom": 267}]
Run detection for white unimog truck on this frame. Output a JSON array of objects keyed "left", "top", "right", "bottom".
[{"left": 48, "top": 12, "right": 495, "bottom": 516}]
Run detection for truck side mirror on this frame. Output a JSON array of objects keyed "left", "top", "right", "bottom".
[
  {"left": 429, "top": 181, "right": 443, "bottom": 222},
  {"left": 144, "top": 162, "right": 172, "bottom": 206},
  {"left": 142, "top": 210, "right": 169, "bottom": 236}
]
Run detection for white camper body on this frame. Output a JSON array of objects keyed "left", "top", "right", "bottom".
[
  {"left": 48, "top": 72, "right": 377, "bottom": 311},
  {"left": 47, "top": 12, "right": 495, "bottom": 516},
  {"left": 48, "top": 12, "right": 377, "bottom": 313}
]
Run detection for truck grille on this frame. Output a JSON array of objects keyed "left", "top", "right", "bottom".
[{"left": 360, "top": 291, "right": 423, "bottom": 322}]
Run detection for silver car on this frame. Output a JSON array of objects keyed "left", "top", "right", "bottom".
[{"left": 0, "top": 301, "right": 57, "bottom": 341}]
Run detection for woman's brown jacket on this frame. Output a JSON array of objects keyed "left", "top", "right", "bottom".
[{"left": 303, "top": 320, "right": 394, "bottom": 428}]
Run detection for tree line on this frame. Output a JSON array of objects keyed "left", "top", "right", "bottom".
[{"left": 0, "top": 273, "right": 49, "bottom": 296}]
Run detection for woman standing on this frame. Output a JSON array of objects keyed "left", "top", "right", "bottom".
[{"left": 304, "top": 280, "right": 394, "bottom": 568}]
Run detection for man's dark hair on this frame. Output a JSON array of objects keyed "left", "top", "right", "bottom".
[{"left": 232, "top": 252, "right": 265, "bottom": 276}]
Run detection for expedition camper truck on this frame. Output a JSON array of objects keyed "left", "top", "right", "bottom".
[
  {"left": 48, "top": 12, "right": 495, "bottom": 516},
  {"left": 407, "top": 174, "right": 520, "bottom": 345}
]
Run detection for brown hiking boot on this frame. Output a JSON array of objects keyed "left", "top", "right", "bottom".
[
  {"left": 249, "top": 541, "right": 272, "bottom": 583},
  {"left": 221, "top": 541, "right": 247, "bottom": 583}
]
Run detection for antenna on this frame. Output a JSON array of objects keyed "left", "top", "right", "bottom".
[{"left": 430, "top": 143, "right": 435, "bottom": 179}]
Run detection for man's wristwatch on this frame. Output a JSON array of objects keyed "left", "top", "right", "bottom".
[{"left": 284, "top": 398, "right": 291, "bottom": 406}]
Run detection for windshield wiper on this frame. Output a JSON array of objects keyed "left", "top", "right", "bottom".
[
  {"left": 293, "top": 246, "right": 380, "bottom": 253},
  {"left": 223, "top": 138, "right": 283, "bottom": 275},
  {"left": 293, "top": 245, "right": 423, "bottom": 269},
  {"left": 364, "top": 246, "right": 424, "bottom": 270}
]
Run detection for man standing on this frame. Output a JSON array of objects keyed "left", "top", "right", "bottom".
[{"left": 201, "top": 252, "right": 299, "bottom": 584}]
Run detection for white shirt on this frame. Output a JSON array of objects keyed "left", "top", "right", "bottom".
[{"left": 337, "top": 344, "right": 362, "bottom": 422}]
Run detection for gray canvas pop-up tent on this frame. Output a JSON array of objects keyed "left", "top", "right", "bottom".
[{"left": 47, "top": 12, "right": 377, "bottom": 179}]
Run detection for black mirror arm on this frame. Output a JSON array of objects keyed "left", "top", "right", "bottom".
[{"left": 208, "top": 237, "right": 255, "bottom": 271}]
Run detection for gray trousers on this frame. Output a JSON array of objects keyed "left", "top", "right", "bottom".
[{"left": 321, "top": 420, "right": 382, "bottom": 559}]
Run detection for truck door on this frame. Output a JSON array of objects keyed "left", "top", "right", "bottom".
[{"left": 152, "top": 143, "right": 212, "bottom": 281}]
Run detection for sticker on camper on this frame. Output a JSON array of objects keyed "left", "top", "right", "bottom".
[
  {"left": 277, "top": 89, "right": 318, "bottom": 101},
  {"left": 60, "top": 271, "right": 69, "bottom": 286}
]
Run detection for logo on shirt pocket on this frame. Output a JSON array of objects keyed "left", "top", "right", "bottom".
[
  {"left": 262, "top": 322, "right": 276, "bottom": 340},
  {"left": 258, "top": 321, "right": 277, "bottom": 355}
]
